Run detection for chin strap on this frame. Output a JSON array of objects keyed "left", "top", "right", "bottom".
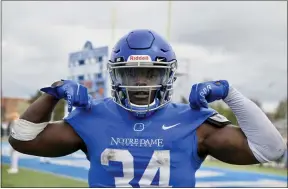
[{"left": 124, "top": 98, "right": 160, "bottom": 118}]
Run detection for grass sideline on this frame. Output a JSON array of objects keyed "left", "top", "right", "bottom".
[
  {"left": 1, "top": 161, "right": 286, "bottom": 187},
  {"left": 202, "top": 160, "right": 288, "bottom": 176},
  {"left": 1, "top": 164, "right": 88, "bottom": 187}
]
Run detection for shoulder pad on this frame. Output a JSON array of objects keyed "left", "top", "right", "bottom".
[{"left": 205, "top": 113, "right": 231, "bottom": 127}]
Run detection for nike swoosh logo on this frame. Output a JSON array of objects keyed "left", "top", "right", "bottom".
[
  {"left": 157, "top": 58, "right": 165, "bottom": 62},
  {"left": 162, "top": 123, "right": 181, "bottom": 130}
]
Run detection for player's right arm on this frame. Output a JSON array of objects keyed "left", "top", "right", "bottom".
[
  {"left": 9, "top": 122, "right": 84, "bottom": 157},
  {"left": 9, "top": 80, "right": 90, "bottom": 157}
]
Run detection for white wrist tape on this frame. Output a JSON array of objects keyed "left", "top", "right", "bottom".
[
  {"left": 223, "top": 86, "right": 286, "bottom": 163},
  {"left": 10, "top": 119, "right": 48, "bottom": 141}
]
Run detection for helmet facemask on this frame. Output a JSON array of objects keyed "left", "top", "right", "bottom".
[{"left": 108, "top": 60, "right": 177, "bottom": 115}]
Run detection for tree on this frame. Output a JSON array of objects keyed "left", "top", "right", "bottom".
[
  {"left": 179, "top": 96, "right": 238, "bottom": 125},
  {"left": 274, "top": 99, "right": 287, "bottom": 120},
  {"left": 180, "top": 96, "right": 189, "bottom": 104},
  {"left": 52, "top": 99, "right": 65, "bottom": 121},
  {"left": 1, "top": 105, "right": 6, "bottom": 121},
  {"left": 250, "top": 98, "right": 262, "bottom": 109},
  {"left": 17, "top": 101, "right": 30, "bottom": 115},
  {"left": 29, "top": 91, "right": 43, "bottom": 104},
  {"left": 29, "top": 90, "right": 65, "bottom": 121},
  {"left": 209, "top": 102, "right": 238, "bottom": 125}
]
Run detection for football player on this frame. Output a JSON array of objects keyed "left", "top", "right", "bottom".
[{"left": 9, "top": 29, "right": 286, "bottom": 187}]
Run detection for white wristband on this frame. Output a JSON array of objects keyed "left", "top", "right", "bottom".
[{"left": 10, "top": 119, "right": 48, "bottom": 141}]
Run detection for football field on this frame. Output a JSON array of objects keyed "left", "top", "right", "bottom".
[{"left": 1, "top": 142, "right": 287, "bottom": 187}]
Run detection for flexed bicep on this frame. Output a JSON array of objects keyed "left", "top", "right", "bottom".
[
  {"left": 202, "top": 124, "right": 259, "bottom": 165},
  {"left": 9, "top": 121, "right": 84, "bottom": 157}
]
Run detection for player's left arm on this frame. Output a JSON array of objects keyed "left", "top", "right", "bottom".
[
  {"left": 198, "top": 121, "right": 259, "bottom": 165},
  {"left": 191, "top": 80, "right": 286, "bottom": 165}
]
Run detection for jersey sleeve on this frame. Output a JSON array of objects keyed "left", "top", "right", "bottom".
[
  {"left": 63, "top": 108, "right": 91, "bottom": 161},
  {"left": 63, "top": 107, "right": 92, "bottom": 145},
  {"left": 63, "top": 98, "right": 109, "bottom": 137},
  {"left": 205, "top": 113, "right": 232, "bottom": 127},
  {"left": 63, "top": 107, "right": 85, "bottom": 127}
]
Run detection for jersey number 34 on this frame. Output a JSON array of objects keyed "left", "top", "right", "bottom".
[{"left": 101, "top": 148, "right": 171, "bottom": 187}]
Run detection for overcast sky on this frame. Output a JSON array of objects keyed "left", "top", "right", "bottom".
[{"left": 2, "top": 1, "right": 287, "bottom": 111}]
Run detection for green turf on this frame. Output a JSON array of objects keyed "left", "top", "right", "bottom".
[
  {"left": 202, "top": 160, "right": 288, "bottom": 176},
  {"left": 1, "top": 164, "right": 88, "bottom": 187}
]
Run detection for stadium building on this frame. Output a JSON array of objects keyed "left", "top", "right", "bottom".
[{"left": 65, "top": 41, "right": 110, "bottom": 116}]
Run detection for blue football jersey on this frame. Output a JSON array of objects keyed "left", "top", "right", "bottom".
[{"left": 64, "top": 98, "right": 216, "bottom": 187}]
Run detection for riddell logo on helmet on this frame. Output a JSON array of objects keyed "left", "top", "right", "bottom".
[{"left": 128, "top": 55, "right": 152, "bottom": 62}]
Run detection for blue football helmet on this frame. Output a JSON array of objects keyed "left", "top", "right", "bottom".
[{"left": 108, "top": 29, "right": 178, "bottom": 116}]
